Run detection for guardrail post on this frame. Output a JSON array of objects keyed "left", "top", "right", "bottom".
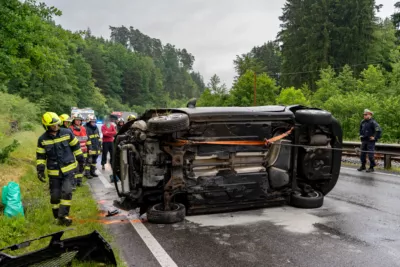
[{"left": 384, "top": 154, "right": 392, "bottom": 169}]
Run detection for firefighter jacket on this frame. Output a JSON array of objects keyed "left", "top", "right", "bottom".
[
  {"left": 36, "top": 128, "right": 84, "bottom": 177},
  {"left": 85, "top": 123, "right": 102, "bottom": 155},
  {"left": 70, "top": 125, "right": 91, "bottom": 153}
]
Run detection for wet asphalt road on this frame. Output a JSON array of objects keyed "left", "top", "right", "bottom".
[{"left": 89, "top": 164, "right": 400, "bottom": 267}]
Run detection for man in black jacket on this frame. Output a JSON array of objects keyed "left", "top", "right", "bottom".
[
  {"left": 358, "top": 109, "right": 382, "bottom": 173},
  {"left": 36, "top": 112, "right": 84, "bottom": 226}
]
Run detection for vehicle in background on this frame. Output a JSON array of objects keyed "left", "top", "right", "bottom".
[{"left": 71, "top": 107, "right": 95, "bottom": 120}]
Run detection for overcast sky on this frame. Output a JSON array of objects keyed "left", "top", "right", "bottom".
[{"left": 42, "top": 0, "right": 395, "bottom": 88}]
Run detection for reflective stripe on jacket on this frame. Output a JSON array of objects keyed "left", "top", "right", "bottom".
[
  {"left": 36, "top": 128, "right": 84, "bottom": 176},
  {"left": 85, "top": 124, "right": 102, "bottom": 154}
]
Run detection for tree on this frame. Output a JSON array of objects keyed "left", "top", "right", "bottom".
[
  {"left": 207, "top": 74, "right": 227, "bottom": 95},
  {"left": 392, "top": 2, "right": 400, "bottom": 40},
  {"left": 228, "top": 70, "right": 278, "bottom": 106},
  {"left": 250, "top": 41, "right": 281, "bottom": 80},
  {"left": 276, "top": 87, "right": 310, "bottom": 106},
  {"left": 190, "top": 72, "right": 205, "bottom": 93},
  {"left": 233, "top": 54, "right": 264, "bottom": 78},
  {"left": 369, "top": 18, "right": 397, "bottom": 70},
  {"left": 359, "top": 65, "right": 386, "bottom": 94},
  {"left": 278, "top": 0, "right": 377, "bottom": 90},
  {"left": 312, "top": 67, "right": 340, "bottom": 107}
]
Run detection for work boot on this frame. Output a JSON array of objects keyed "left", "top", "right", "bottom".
[
  {"left": 90, "top": 171, "right": 99, "bottom": 177},
  {"left": 52, "top": 208, "right": 59, "bottom": 219},
  {"left": 366, "top": 167, "right": 374, "bottom": 173},
  {"left": 58, "top": 216, "right": 72, "bottom": 226},
  {"left": 102, "top": 164, "right": 105, "bottom": 170},
  {"left": 357, "top": 165, "right": 366, "bottom": 171}
]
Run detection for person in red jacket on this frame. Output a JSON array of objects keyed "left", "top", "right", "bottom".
[
  {"left": 101, "top": 117, "right": 117, "bottom": 170},
  {"left": 70, "top": 114, "right": 91, "bottom": 186}
]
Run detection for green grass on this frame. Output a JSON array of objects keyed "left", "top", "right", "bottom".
[{"left": 0, "top": 127, "right": 126, "bottom": 266}]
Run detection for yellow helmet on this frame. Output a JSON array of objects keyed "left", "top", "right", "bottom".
[
  {"left": 59, "top": 114, "right": 71, "bottom": 123},
  {"left": 127, "top": 114, "right": 136, "bottom": 121},
  {"left": 42, "top": 112, "right": 61, "bottom": 130}
]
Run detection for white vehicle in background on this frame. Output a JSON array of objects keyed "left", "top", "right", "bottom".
[{"left": 71, "top": 107, "right": 95, "bottom": 120}]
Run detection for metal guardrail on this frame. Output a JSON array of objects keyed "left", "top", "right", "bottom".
[{"left": 342, "top": 141, "right": 400, "bottom": 169}]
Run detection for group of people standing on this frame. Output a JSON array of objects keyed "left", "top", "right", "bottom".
[{"left": 36, "top": 112, "right": 136, "bottom": 226}]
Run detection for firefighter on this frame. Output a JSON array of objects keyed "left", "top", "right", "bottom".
[
  {"left": 59, "top": 114, "right": 72, "bottom": 129},
  {"left": 116, "top": 118, "right": 125, "bottom": 132},
  {"left": 127, "top": 114, "right": 136, "bottom": 122},
  {"left": 36, "top": 112, "right": 84, "bottom": 226},
  {"left": 85, "top": 115, "right": 101, "bottom": 177},
  {"left": 70, "top": 114, "right": 91, "bottom": 185}
]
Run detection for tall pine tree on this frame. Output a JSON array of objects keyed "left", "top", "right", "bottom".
[{"left": 278, "top": 0, "right": 376, "bottom": 90}]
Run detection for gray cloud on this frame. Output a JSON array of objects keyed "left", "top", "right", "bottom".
[{"left": 43, "top": 0, "right": 395, "bottom": 88}]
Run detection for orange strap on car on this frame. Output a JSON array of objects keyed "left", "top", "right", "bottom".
[{"left": 167, "top": 127, "right": 293, "bottom": 147}]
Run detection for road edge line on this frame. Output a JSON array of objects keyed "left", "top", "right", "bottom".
[
  {"left": 97, "top": 172, "right": 113, "bottom": 188},
  {"left": 129, "top": 220, "right": 178, "bottom": 267}
]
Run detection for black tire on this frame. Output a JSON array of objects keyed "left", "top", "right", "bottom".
[
  {"left": 147, "top": 113, "right": 189, "bottom": 134},
  {"left": 147, "top": 203, "right": 186, "bottom": 224},
  {"left": 290, "top": 190, "right": 324, "bottom": 209},
  {"left": 295, "top": 109, "right": 332, "bottom": 125}
]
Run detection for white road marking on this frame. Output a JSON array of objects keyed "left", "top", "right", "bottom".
[
  {"left": 94, "top": 165, "right": 177, "bottom": 266},
  {"left": 129, "top": 219, "right": 178, "bottom": 267},
  {"left": 341, "top": 167, "right": 400, "bottom": 177},
  {"left": 98, "top": 172, "right": 113, "bottom": 188}
]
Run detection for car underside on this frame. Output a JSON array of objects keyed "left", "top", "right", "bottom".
[{"left": 112, "top": 104, "right": 342, "bottom": 224}]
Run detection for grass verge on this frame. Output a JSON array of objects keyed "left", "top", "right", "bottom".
[{"left": 0, "top": 128, "right": 126, "bottom": 266}]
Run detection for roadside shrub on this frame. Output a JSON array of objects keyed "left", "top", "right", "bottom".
[
  {"left": 21, "top": 122, "right": 35, "bottom": 132},
  {"left": 0, "top": 93, "right": 40, "bottom": 128},
  {"left": 0, "top": 140, "right": 20, "bottom": 163}
]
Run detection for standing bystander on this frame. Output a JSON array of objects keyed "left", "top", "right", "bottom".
[{"left": 358, "top": 109, "right": 382, "bottom": 173}]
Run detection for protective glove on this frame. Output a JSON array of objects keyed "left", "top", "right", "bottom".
[
  {"left": 38, "top": 171, "right": 46, "bottom": 183},
  {"left": 78, "top": 162, "right": 84, "bottom": 173}
]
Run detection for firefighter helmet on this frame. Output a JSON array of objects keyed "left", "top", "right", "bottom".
[
  {"left": 42, "top": 112, "right": 61, "bottom": 130},
  {"left": 59, "top": 114, "right": 72, "bottom": 123},
  {"left": 71, "top": 114, "right": 84, "bottom": 125},
  {"left": 127, "top": 114, "right": 136, "bottom": 121},
  {"left": 117, "top": 118, "right": 124, "bottom": 123}
]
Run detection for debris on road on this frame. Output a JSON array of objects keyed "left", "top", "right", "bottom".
[{"left": 0, "top": 229, "right": 117, "bottom": 266}]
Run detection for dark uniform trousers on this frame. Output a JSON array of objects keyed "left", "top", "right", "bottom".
[
  {"left": 49, "top": 172, "right": 74, "bottom": 218},
  {"left": 101, "top": 142, "right": 113, "bottom": 166},
  {"left": 360, "top": 141, "right": 376, "bottom": 168},
  {"left": 86, "top": 126, "right": 102, "bottom": 174}
]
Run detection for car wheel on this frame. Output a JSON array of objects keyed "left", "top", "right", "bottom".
[
  {"left": 147, "top": 203, "right": 186, "bottom": 224},
  {"left": 147, "top": 113, "right": 190, "bottom": 134},
  {"left": 290, "top": 190, "right": 324, "bottom": 209},
  {"left": 295, "top": 109, "right": 332, "bottom": 125}
]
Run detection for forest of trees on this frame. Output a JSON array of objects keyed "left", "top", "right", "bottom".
[
  {"left": 0, "top": 0, "right": 205, "bottom": 116},
  {"left": 198, "top": 1, "right": 400, "bottom": 142},
  {"left": 2, "top": 0, "right": 400, "bottom": 141}
]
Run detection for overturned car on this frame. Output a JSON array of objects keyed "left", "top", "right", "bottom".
[{"left": 113, "top": 104, "right": 342, "bottom": 224}]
